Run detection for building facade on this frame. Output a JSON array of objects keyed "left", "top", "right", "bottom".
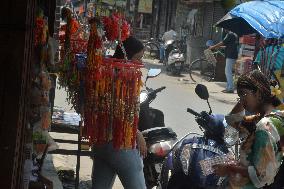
[{"left": 176, "top": 0, "right": 226, "bottom": 63}]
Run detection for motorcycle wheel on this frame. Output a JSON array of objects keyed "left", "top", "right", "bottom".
[
  {"left": 189, "top": 59, "right": 215, "bottom": 83},
  {"left": 166, "top": 172, "right": 190, "bottom": 189},
  {"left": 167, "top": 63, "right": 182, "bottom": 76},
  {"left": 170, "top": 69, "right": 181, "bottom": 76},
  {"left": 144, "top": 163, "right": 158, "bottom": 189},
  {"left": 159, "top": 161, "right": 171, "bottom": 189}
]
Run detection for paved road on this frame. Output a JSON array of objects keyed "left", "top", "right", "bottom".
[
  {"left": 143, "top": 60, "right": 233, "bottom": 138},
  {"left": 51, "top": 60, "right": 234, "bottom": 189}
]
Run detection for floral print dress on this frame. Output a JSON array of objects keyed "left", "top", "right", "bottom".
[{"left": 229, "top": 114, "right": 283, "bottom": 189}]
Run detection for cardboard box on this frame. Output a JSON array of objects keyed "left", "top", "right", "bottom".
[
  {"left": 239, "top": 35, "right": 256, "bottom": 45},
  {"left": 236, "top": 57, "right": 253, "bottom": 75}
]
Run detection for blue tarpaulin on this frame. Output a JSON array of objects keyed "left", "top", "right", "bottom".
[{"left": 216, "top": 0, "right": 284, "bottom": 38}]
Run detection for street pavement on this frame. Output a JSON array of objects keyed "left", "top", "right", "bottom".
[
  {"left": 143, "top": 59, "right": 237, "bottom": 137},
  {"left": 47, "top": 58, "right": 238, "bottom": 189}
]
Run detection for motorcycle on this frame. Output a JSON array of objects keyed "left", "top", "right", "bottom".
[
  {"left": 139, "top": 69, "right": 178, "bottom": 189},
  {"left": 166, "top": 37, "right": 187, "bottom": 76},
  {"left": 164, "top": 40, "right": 175, "bottom": 64},
  {"left": 159, "top": 84, "right": 239, "bottom": 189}
]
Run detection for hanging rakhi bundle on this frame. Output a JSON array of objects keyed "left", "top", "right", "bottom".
[
  {"left": 58, "top": 7, "right": 88, "bottom": 112},
  {"left": 34, "top": 17, "right": 46, "bottom": 46},
  {"left": 83, "top": 18, "right": 106, "bottom": 144},
  {"left": 102, "top": 13, "right": 130, "bottom": 42},
  {"left": 82, "top": 16, "right": 143, "bottom": 149},
  {"left": 83, "top": 59, "right": 143, "bottom": 149},
  {"left": 30, "top": 9, "right": 55, "bottom": 154},
  {"left": 111, "top": 61, "right": 143, "bottom": 149}
]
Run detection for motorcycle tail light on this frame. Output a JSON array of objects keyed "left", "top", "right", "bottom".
[{"left": 149, "top": 140, "right": 176, "bottom": 157}]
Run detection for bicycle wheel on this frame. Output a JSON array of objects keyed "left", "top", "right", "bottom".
[
  {"left": 189, "top": 59, "right": 215, "bottom": 83},
  {"left": 145, "top": 42, "right": 159, "bottom": 58}
]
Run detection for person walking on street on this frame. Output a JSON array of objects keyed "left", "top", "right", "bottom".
[
  {"left": 209, "top": 30, "right": 238, "bottom": 93},
  {"left": 92, "top": 36, "right": 147, "bottom": 189}
]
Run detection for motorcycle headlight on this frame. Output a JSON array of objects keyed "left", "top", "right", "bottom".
[
  {"left": 149, "top": 140, "right": 176, "bottom": 157},
  {"left": 180, "top": 144, "right": 192, "bottom": 175},
  {"left": 139, "top": 91, "right": 148, "bottom": 103},
  {"left": 172, "top": 53, "right": 180, "bottom": 58}
]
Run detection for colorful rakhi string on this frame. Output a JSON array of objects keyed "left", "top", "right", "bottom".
[
  {"left": 58, "top": 13, "right": 142, "bottom": 149},
  {"left": 82, "top": 19, "right": 143, "bottom": 149},
  {"left": 58, "top": 16, "right": 88, "bottom": 112},
  {"left": 102, "top": 13, "right": 130, "bottom": 42}
]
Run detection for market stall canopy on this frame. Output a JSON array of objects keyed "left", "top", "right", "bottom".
[{"left": 215, "top": 0, "right": 284, "bottom": 38}]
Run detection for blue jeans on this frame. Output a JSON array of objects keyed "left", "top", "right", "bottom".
[
  {"left": 92, "top": 142, "right": 146, "bottom": 189},
  {"left": 225, "top": 58, "right": 236, "bottom": 91},
  {"left": 160, "top": 44, "right": 165, "bottom": 61}
]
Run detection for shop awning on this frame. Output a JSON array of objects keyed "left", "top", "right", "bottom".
[
  {"left": 180, "top": 0, "right": 220, "bottom": 5},
  {"left": 215, "top": 0, "right": 284, "bottom": 38}
]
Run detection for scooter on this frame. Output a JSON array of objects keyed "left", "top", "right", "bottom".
[
  {"left": 164, "top": 40, "right": 175, "bottom": 64},
  {"left": 159, "top": 84, "right": 238, "bottom": 189},
  {"left": 167, "top": 47, "right": 185, "bottom": 75},
  {"left": 139, "top": 69, "right": 178, "bottom": 189},
  {"left": 166, "top": 37, "right": 186, "bottom": 75}
]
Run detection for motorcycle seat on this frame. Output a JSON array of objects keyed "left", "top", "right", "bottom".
[{"left": 142, "top": 127, "right": 177, "bottom": 141}]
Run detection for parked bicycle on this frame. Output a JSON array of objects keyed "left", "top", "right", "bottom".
[
  {"left": 188, "top": 41, "right": 225, "bottom": 83},
  {"left": 144, "top": 38, "right": 162, "bottom": 59}
]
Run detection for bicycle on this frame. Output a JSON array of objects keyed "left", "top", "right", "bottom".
[
  {"left": 188, "top": 49, "right": 225, "bottom": 83},
  {"left": 144, "top": 38, "right": 161, "bottom": 59}
]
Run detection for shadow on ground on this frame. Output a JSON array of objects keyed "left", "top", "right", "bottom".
[
  {"left": 143, "top": 59, "right": 165, "bottom": 71},
  {"left": 214, "top": 82, "right": 227, "bottom": 89},
  {"left": 143, "top": 58, "right": 187, "bottom": 78}
]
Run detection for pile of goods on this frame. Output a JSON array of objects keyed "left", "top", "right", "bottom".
[
  {"left": 31, "top": 10, "right": 57, "bottom": 154},
  {"left": 235, "top": 35, "right": 255, "bottom": 76}
]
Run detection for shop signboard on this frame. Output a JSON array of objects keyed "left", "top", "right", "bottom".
[
  {"left": 138, "top": 0, "right": 153, "bottom": 14},
  {"left": 102, "top": 0, "right": 126, "bottom": 7},
  {"left": 130, "top": 0, "right": 135, "bottom": 12},
  {"left": 180, "top": 0, "right": 215, "bottom": 4}
]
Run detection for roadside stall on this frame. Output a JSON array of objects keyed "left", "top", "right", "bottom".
[
  {"left": 235, "top": 34, "right": 255, "bottom": 77},
  {"left": 21, "top": 1, "right": 59, "bottom": 188},
  {"left": 48, "top": 2, "right": 143, "bottom": 188},
  {"left": 215, "top": 0, "right": 284, "bottom": 104}
]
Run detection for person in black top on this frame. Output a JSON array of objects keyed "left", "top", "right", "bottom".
[{"left": 209, "top": 30, "right": 238, "bottom": 93}]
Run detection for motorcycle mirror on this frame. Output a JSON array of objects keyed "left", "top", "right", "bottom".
[
  {"left": 147, "top": 69, "right": 162, "bottom": 78},
  {"left": 195, "top": 84, "right": 209, "bottom": 100},
  {"left": 139, "top": 91, "right": 148, "bottom": 103},
  {"left": 195, "top": 84, "right": 212, "bottom": 114},
  {"left": 145, "top": 68, "right": 162, "bottom": 86}
]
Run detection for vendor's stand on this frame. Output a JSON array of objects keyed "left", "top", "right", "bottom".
[
  {"left": 215, "top": 0, "right": 284, "bottom": 105},
  {"left": 215, "top": 1, "right": 284, "bottom": 39},
  {"left": 50, "top": 2, "right": 143, "bottom": 188},
  {"left": 234, "top": 34, "right": 255, "bottom": 81},
  {"left": 214, "top": 3, "right": 284, "bottom": 188}
]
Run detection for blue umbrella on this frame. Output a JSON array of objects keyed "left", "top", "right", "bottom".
[{"left": 216, "top": 0, "right": 284, "bottom": 38}]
